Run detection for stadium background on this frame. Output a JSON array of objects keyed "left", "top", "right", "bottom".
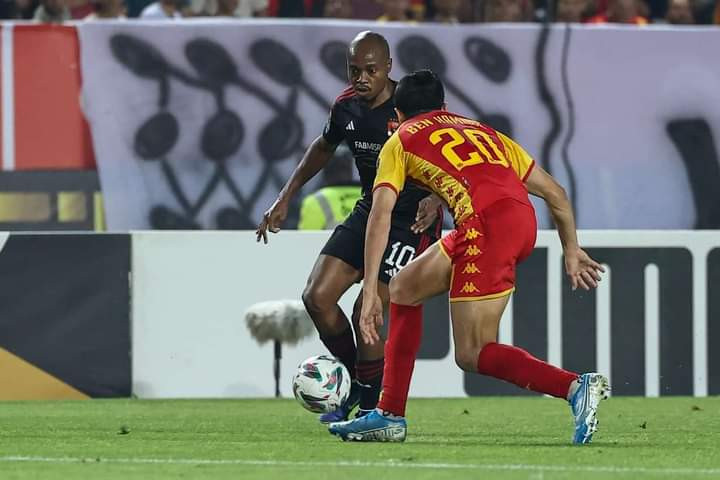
[{"left": 0, "top": 10, "right": 718, "bottom": 404}]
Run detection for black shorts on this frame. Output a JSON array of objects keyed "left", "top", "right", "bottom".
[{"left": 320, "top": 208, "right": 442, "bottom": 284}]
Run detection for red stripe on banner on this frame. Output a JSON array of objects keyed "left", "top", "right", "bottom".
[{"left": 13, "top": 25, "right": 95, "bottom": 170}]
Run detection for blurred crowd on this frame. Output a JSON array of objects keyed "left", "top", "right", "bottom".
[{"left": 0, "top": 0, "right": 717, "bottom": 27}]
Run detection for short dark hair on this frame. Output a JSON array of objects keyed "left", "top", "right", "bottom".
[
  {"left": 349, "top": 31, "right": 390, "bottom": 60},
  {"left": 394, "top": 70, "right": 445, "bottom": 119}
]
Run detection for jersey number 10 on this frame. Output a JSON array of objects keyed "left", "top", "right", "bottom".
[{"left": 429, "top": 128, "right": 509, "bottom": 171}]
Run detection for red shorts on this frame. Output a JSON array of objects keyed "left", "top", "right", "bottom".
[{"left": 439, "top": 199, "right": 537, "bottom": 302}]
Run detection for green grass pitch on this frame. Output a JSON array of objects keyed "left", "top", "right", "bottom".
[{"left": 1, "top": 397, "right": 718, "bottom": 479}]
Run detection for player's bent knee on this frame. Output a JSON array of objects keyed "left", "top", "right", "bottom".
[
  {"left": 454, "top": 349, "right": 479, "bottom": 372},
  {"left": 301, "top": 284, "right": 334, "bottom": 314},
  {"left": 388, "top": 275, "right": 418, "bottom": 306},
  {"left": 455, "top": 340, "right": 495, "bottom": 372}
]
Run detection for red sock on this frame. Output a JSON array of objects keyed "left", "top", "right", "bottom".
[
  {"left": 377, "top": 303, "right": 422, "bottom": 417},
  {"left": 476, "top": 342, "right": 577, "bottom": 399}
]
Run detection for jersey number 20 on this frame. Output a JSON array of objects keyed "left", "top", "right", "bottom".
[{"left": 429, "top": 128, "right": 509, "bottom": 171}]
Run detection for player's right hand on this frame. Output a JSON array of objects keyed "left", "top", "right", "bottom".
[
  {"left": 359, "top": 291, "right": 383, "bottom": 345},
  {"left": 256, "top": 198, "right": 288, "bottom": 244},
  {"left": 565, "top": 247, "right": 605, "bottom": 291}
]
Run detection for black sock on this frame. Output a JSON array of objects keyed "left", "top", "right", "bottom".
[
  {"left": 320, "top": 328, "right": 357, "bottom": 378},
  {"left": 356, "top": 358, "right": 384, "bottom": 410}
]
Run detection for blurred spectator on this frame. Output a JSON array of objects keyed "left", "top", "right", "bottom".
[
  {"left": 554, "top": 0, "right": 591, "bottom": 21},
  {"left": 0, "top": 0, "right": 38, "bottom": 18},
  {"left": 215, "top": 0, "right": 237, "bottom": 14},
  {"left": 20, "top": 0, "right": 41, "bottom": 16},
  {"left": 346, "top": 0, "right": 382, "bottom": 18},
  {"left": 235, "top": 0, "right": 267, "bottom": 15},
  {"left": 483, "top": 0, "right": 530, "bottom": 21},
  {"left": 428, "top": 0, "right": 461, "bottom": 21},
  {"left": 449, "top": 0, "right": 485, "bottom": 21},
  {"left": 298, "top": 147, "right": 361, "bottom": 230},
  {"left": 664, "top": 0, "right": 693, "bottom": 22},
  {"left": 377, "top": 0, "right": 412, "bottom": 20},
  {"left": 67, "top": 0, "right": 94, "bottom": 17},
  {"left": 84, "top": 0, "right": 126, "bottom": 16},
  {"left": 187, "top": 0, "right": 265, "bottom": 16},
  {"left": 586, "top": 0, "right": 648, "bottom": 22},
  {"left": 323, "top": 0, "right": 351, "bottom": 17},
  {"left": 410, "top": 0, "right": 426, "bottom": 18},
  {"left": 692, "top": 0, "right": 716, "bottom": 22},
  {"left": 140, "top": 0, "right": 182, "bottom": 16},
  {"left": 268, "top": 0, "right": 322, "bottom": 16},
  {"left": 33, "top": 0, "right": 70, "bottom": 21}
]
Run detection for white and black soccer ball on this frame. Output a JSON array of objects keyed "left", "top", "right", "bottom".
[{"left": 292, "top": 355, "right": 351, "bottom": 413}]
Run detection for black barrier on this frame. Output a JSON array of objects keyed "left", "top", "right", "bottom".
[{"left": 0, "top": 234, "right": 131, "bottom": 397}]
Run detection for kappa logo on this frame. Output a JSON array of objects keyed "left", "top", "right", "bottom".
[
  {"left": 465, "top": 245, "right": 482, "bottom": 256},
  {"left": 465, "top": 228, "right": 482, "bottom": 240},
  {"left": 460, "top": 282, "right": 479, "bottom": 294},
  {"left": 462, "top": 263, "right": 480, "bottom": 274},
  {"left": 346, "top": 121, "right": 355, "bottom": 131}
]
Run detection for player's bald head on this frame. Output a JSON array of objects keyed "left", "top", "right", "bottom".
[
  {"left": 346, "top": 31, "right": 392, "bottom": 102},
  {"left": 348, "top": 31, "right": 390, "bottom": 62}
]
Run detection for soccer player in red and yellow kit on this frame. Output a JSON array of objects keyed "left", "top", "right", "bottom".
[{"left": 329, "top": 70, "right": 610, "bottom": 445}]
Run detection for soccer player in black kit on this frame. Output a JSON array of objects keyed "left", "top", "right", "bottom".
[{"left": 256, "top": 31, "right": 442, "bottom": 422}]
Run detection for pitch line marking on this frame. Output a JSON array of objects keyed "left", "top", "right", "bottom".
[{"left": 1, "top": 456, "right": 719, "bottom": 475}]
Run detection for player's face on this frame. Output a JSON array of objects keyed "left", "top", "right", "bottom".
[{"left": 347, "top": 46, "right": 391, "bottom": 102}]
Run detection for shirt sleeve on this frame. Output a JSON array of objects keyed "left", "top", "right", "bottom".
[
  {"left": 373, "top": 133, "right": 407, "bottom": 196},
  {"left": 498, "top": 131, "right": 535, "bottom": 181},
  {"left": 321, "top": 103, "right": 345, "bottom": 147}
]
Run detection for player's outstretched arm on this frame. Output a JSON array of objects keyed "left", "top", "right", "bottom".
[
  {"left": 525, "top": 165, "right": 604, "bottom": 290},
  {"left": 256, "top": 136, "right": 337, "bottom": 243},
  {"left": 360, "top": 186, "right": 397, "bottom": 345}
]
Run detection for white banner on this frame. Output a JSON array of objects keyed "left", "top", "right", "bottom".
[
  {"left": 131, "top": 230, "right": 719, "bottom": 398},
  {"left": 78, "top": 21, "right": 720, "bottom": 231}
]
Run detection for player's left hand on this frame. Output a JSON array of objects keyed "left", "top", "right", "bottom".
[
  {"left": 359, "top": 291, "right": 384, "bottom": 345},
  {"left": 564, "top": 247, "right": 605, "bottom": 291},
  {"left": 412, "top": 195, "right": 443, "bottom": 234}
]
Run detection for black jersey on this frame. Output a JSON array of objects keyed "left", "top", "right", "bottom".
[{"left": 322, "top": 85, "right": 430, "bottom": 227}]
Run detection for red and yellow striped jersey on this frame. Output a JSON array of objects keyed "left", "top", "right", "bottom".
[{"left": 373, "top": 110, "right": 535, "bottom": 225}]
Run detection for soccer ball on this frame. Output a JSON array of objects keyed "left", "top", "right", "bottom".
[{"left": 292, "top": 355, "right": 351, "bottom": 413}]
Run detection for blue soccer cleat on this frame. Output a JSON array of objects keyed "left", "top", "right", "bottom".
[
  {"left": 569, "top": 373, "right": 611, "bottom": 445},
  {"left": 328, "top": 410, "right": 407, "bottom": 442},
  {"left": 319, "top": 382, "right": 361, "bottom": 424}
]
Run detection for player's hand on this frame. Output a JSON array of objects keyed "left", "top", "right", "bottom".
[
  {"left": 256, "top": 198, "right": 288, "bottom": 244},
  {"left": 411, "top": 195, "right": 443, "bottom": 234},
  {"left": 564, "top": 247, "right": 605, "bottom": 291},
  {"left": 359, "top": 291, "right": 384, "bottom": 345}
]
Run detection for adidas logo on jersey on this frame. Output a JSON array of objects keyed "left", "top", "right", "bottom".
[
  {"left": 345, "top": 121, "right": 355, "bottom": 131},
  {"left": 384, "top": 267, "right": 399, "bottom": 278}
]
